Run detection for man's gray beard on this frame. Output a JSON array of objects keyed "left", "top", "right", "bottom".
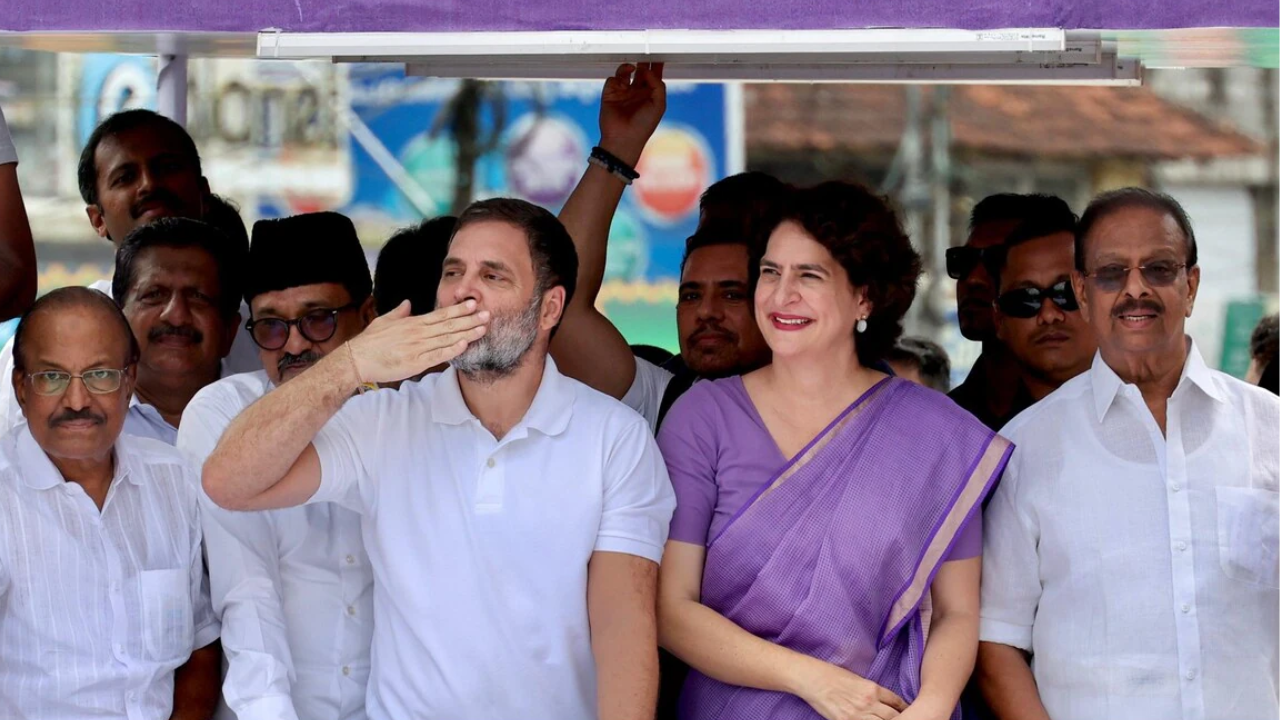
[{"left": 452, "top": 295, "right": 542, "bottom": 383}]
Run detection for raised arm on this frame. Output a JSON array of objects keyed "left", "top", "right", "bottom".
[
  {"left": 202, "top": 301, "right": 488, "bottom": 511},
  {"left": 551, "top": 63, "right": 666, "bottom": 399},
  {"left": 0, "top": 106, "right": 37, "bottom": 321}
]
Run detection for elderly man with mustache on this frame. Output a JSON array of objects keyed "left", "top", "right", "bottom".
[
  {"left": 0, "top": 286, "right": 221, "bottom": 719},
  {"left": 978, "top": 188, "right": 1280, "bottom": 720}
]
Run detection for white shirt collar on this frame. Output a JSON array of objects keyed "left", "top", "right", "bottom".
[
  {"left": 16, "top": 424, "right": 137, "bottom": 491},
  {"left": 432, "top": 356, "right": 574, "bottom": 439},
  {"left": 1089, "top": 338, "right": 1226, "bottom": 423}
]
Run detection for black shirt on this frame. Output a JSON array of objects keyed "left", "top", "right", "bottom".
[{"left": 948, "top": 353, "right": 1034, "bottom": 431}]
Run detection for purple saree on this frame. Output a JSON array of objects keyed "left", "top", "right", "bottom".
[{"left": 678, "top": 378, "right": 1012, "bottom": 720}]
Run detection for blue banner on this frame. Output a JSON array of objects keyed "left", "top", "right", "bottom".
[
  {"left": 344, "top": 66, "right": 731, "bottom": 283},
  {"left": 78, "top": 54, "right": 156, "bottom": 149}
]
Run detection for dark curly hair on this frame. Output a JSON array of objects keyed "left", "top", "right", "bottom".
[{"left": 772, "top": 181, "right": 922, "bottom": 367}]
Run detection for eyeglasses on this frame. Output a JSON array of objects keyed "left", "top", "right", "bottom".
[
  {"left": 25, "top": 368, "right": 128, "bottom": 396},
  {"left": 246, "top": 303, "right": 361, "bottom": 351},
  {"left": 996, "top": 280, "right": 1079, "bottom": 319},
  {"left": 1083, "top": 261, "right": 1186, "bottom": 293},
  {"left": 945, "top": 246, "right": 1002, "bottom": 280}
]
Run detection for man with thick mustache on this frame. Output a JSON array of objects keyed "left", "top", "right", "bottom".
[
  {"left": 108, "top": 218, "right": 245, "bottom": 443},
  {"left": 978, "top": 188, "right": 1279, "bottom": 720},
  {"left": 177, "top": 211, "right": 378, "bottom": 720},
  {"left": 0, "top": 287, "right": 221, "bottom": 719}
]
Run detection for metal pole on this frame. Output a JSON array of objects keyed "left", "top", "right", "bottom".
[
  {"left": 927, "top": 87, "right": 953, "bottom": 334},
  {"left": 900, "top": 86, "right": 927, "bottom": 335},
  {"left": 157, "top": 53, "right": 188, "bottom": 126}
]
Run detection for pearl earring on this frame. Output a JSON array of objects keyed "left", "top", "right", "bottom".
[{"left": 855, "top": 318, "right": 868, "bottom": 333}]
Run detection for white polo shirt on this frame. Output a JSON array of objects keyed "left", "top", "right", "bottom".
[{"left": 310, "top": 357, "right": 675, "bottom": 720}]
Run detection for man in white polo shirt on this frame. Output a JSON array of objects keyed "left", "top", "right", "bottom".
[
  {"left": 203, "top": 197, "right": 675, "bottom": 720},
  {"left": 179, "top": 211, "right": 377, "bottom": 720}
]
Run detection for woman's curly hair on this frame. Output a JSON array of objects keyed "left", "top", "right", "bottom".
[{"left": 771, "top": 181, "right": 922, "bottom": 367}]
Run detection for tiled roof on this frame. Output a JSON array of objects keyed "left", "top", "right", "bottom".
[{"left": 746, "top": 84, "right": 1261, "bottom": 160}]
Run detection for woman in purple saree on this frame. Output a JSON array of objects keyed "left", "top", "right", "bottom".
[{"left": 657, "top": 182, "right": 1012, "bottom": 720}]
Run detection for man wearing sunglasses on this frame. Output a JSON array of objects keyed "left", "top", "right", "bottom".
[
  {"left": 946, "top": 194, "right": 1073, "bottom": 430},
  {"left": 176, "top": 211, "right": 378, "bottom": 720},
  {"left": 979, "top": 188, "right": 1279, "bottom": 720},
  {"left": 0, "top": 287, "right": 220, "bottom": 719},
  {"left": 988, "top": 209, "right": 1096, "bottom": 405}
]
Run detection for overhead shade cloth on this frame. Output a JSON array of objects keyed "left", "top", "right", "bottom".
[{"left": 1, "top": 0, "right": 1276, "bottom": 34}]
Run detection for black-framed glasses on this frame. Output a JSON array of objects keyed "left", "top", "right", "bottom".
[
  {"left": 945, "top": 246, "right": 1002, "bottom": 280},
  {"left": 25, "top": 368, "right": 128, "bottom": 396},
  {"left": 246, "top": 302, "right": 361, "bottom": 351},
  {"left": 996, "top": 280, "right": 1079, "bottom": 319},
  {"left": 1083, "top": 261, "right": 1186, "bottom": 293}
]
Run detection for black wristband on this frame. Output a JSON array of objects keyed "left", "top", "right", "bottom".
[{"left": 589, "top": 146, "right": 640, "bottom": 182}]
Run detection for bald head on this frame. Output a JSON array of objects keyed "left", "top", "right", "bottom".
[{"left": 13, "top": 287, "right": 139, "bottom": 374}]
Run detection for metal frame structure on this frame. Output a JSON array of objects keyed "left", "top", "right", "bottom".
[{"left": 256, "top": 28, "right": 1141, "bottom": 85}]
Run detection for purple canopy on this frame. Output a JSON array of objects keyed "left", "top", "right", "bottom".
[{"left": 3, "top": 0, "right": 1276, "bottom": 34}]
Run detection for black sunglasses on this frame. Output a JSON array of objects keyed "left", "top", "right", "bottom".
[
  {"left": 945, "top": 246, "right": 1003, "bottom": 280},
  {"left": 996, "top": 280, "right": 1079, "bottom": 319},
  {"left": 246, "top": 302, "right": 362, "bottom": 351}
]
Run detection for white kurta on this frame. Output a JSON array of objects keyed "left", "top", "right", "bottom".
[{"left": 981, "top": 343, "right": 1279, "bottom": 720}]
